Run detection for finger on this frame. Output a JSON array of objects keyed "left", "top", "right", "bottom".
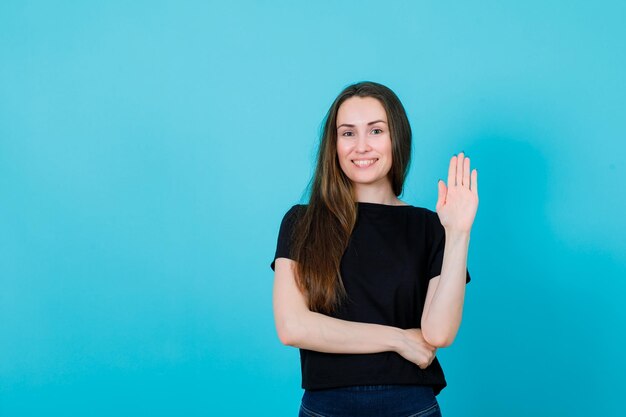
[
  {"left": 463, "top": 157, "right": 470, "bottom": 188},
  {"left": 436, "top": 179, "right": 446, "bottom": 211},
  {"left": 471, "top": 168, "right": 478, "bottom": 195},
  {"left": 423, "top": 357, "right": 433, "bottom": 368},
  {"left": 456, "top": 151, "right": 464, "bottom": 187},
  {"left": 447, "top": 155, "right": 457, "bottom": 187}
]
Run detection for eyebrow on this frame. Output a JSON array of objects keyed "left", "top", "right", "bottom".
[{"left": 337, "top": 120, "right": 388, "bottom": 129}]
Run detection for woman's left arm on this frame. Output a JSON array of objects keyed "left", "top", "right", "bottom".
[{"left": 421, "top": 152, "right": 478, "bottom": 348}]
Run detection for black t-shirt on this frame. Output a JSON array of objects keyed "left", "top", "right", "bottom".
[{"left": 270, "top": 202, "right": 471, "bottom": 395}]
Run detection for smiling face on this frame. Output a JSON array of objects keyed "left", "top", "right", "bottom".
[{"left": 336, "top": 96, "right": 394, "bottom": 197}]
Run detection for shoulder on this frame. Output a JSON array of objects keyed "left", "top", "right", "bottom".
[
  {"left": 277, "top": 204, "right": 307, "bottom": 231},
  {"left": 405, "top": 206, "right": 442, "bottom": 236},
  {"left": 410, "top": 205, "right": 435, "bottom": 214},
  {"left": 288, "top": 203, "right": 307, "bottom": 213},
  {"left": 418, "top": 208, "right": 445, "bottom": 242},
  {"left": 404, "top": 205, "right": 437, "bottom": 220},
  {"left": 282, "top": 203, "right": 306, "bottom": 221},
  {"left": 411, "top": 205, "right": 437, "bottom": 217}
]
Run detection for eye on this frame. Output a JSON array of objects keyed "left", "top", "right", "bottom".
[
  {"left": 341, "top": 131, "right": 354, "bottom": 137},
  {"left": 372, "top": 128, "right": 383, "bottom": 134}
]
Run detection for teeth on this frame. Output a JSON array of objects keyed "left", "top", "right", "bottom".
[{"left": 353, "top": 159, "right": 377, "bottom": 167}]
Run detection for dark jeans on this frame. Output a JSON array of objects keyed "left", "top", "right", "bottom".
[{"left": 298, "top": 384, "right": 442, "bottom": 417}]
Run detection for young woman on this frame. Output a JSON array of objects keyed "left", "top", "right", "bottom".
[{"left": 270, "top": 81, "right": 478, "bottom": 417}]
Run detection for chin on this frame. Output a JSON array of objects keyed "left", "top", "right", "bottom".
[{"left": 349, "top": 175, "right": 384, "bottom": 185}]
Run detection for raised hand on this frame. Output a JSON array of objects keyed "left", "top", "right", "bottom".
[{"left": 435, "top": 152, "right": 479, "bottom": 234}]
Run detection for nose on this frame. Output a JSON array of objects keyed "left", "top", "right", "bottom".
[{"left": 354, "top": 132, "right": 371, "bottom": 153}]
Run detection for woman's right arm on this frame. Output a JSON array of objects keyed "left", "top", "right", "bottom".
[{"left": 272, "top": 257, "right": 437, "bottom": 369}]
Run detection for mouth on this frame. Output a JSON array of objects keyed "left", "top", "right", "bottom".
[{"left": 352, "top": 158, "right": 378, "bottom": 168}]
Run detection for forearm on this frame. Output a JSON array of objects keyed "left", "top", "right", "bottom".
[
  {"left": 421, "top": 230, "right": 470, "bottom": 347},
  {"left": 278, "top": 310, "right": 405, "bottom": 354}
]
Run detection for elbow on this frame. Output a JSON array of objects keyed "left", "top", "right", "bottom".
[
  {"left": 275, "top": 315, "right": 306, "bottom": 347},
  {"left": 423, "top": 331, "right": 454, "bottom": 348},
  {"left": 431, "top": 337, "right": 454, "bottom": 348},
  {"left": 421, "top": 323, "right": 455, "bottom": 348},
  {"left": 276, "top": 326, "right": 298, "bottom": 347}
]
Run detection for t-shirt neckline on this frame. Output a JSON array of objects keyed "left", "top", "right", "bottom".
[{"left": 356, "top": 202, "right": 414, "bottom": 208}]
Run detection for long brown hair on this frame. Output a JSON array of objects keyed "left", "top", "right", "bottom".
[{"left": 291, "top": 81, "right": 412, "bottom": 313}]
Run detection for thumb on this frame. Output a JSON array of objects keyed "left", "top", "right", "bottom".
[{"left": 436, "top": 179, "right": 446, "bottom": 212}]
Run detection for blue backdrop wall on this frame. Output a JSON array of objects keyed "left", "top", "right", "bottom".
[{"left": 1, "top": 1, "right": 625, "bottom": 416}]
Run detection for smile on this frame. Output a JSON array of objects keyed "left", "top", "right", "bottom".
[{"left": 352, "top": 158, "right": 378, "bottom": 168}]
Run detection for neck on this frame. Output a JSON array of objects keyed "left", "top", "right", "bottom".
[{"left": 353, "top": 183, "right": 401, "bottom": 205}]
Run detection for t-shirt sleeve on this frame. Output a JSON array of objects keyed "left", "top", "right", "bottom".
[
  {"left": 426, "top": 210, "right": 471, "bottom": 283},
  {"left": 270, "top": 204, "right": 302, "bottom": 271}
]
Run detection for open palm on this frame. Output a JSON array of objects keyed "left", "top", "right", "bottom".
[{"left": 435, "top": 152, "right": 479, "bottom": 233}]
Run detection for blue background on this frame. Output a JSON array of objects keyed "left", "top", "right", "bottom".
[{"left": 1, "top": 1, "right": 625, "bottom": 415}]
